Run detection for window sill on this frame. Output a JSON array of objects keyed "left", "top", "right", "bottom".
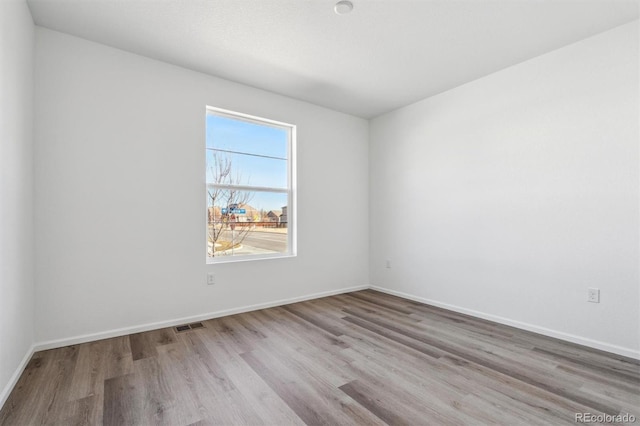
[{"left": 206, "top": 253, "right": 296, "bottom": 265}]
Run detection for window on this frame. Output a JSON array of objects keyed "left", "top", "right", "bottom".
[{"left": 206, "top": 107, "right": 296, "bottom": 262}]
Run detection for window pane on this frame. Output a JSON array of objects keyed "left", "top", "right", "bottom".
[
  {"left": 206, "top": 149, "right": 287, "bottom": 189},
  {"left": 207, "top": 191, "right": 289, "bottom": 258},
  {"left": 206, "top": 113, "right": 288, "bottom": 159}
]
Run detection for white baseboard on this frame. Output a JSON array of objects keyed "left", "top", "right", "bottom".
[
  {"left": 0, "top": 344, "right": 35, "bottom": 410},
  {"left": 34, "top": 285, "right": 369, "bottom": 352},
  {"left": 370, "top": 286, "right": 640, "bottom": 360}
]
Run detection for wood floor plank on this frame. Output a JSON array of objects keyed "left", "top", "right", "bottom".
[
  {"left": 344, "top": 305, "right": 624, "bottom": 415},
  {"left": 240, "top": 349, "right": 384, "bottom": 426},
  {"left": 533, "top": 346, "right": 640, "bottom": 383},
  {"left": 2, "top": 290, "right": 638, "bottom": 425},
  {"left": 256, "top": 327, "right": 355, "bottom": 388},
  {"left": 156, "top": 341, "right": 264, "bottom": 425},
  {"left": 330, "top": 293, "right": 415, "bottom": 319},
  {"left": 133, "top": 355, "right": 202, "bottom": 426},
  {"left": 129, "top": 327, "right": 177, "bottom": 361},
  {"left": 371, "top": 290, "right": 517, "bottom": 339},
  {"left": 240, "top": 349, "right": 337, "bottom": 425},
  {"left": 103, "top": 373, "right": 142, "bottom": 426},
  {"left": 339, "top": 329, "right": 471, "bottom": 402},
  {"left": 103, "top": 336, "right": 134, "bottom": 380},
  {"left": 194, "top": 328, "right": 304, "bottom": 425},
  {"left": 15, "top": 346, "right": 80, "bottom": 425},
  {"left": 206, "top": 316, "right": 256, "bottom": 354},
  {"left": 339, "top": 380, "right": 412, "bottom": 425},
  {"left": 330, "top": 295, "right": 424, "bottom": 326},
  {"left": 67, "top": 340, "right": 109, "bottom": 401},
  {"left": 181, "top": 389, "right": 265, "bottom": 426},
  {"left": 0, "top": 355, "right": 52, "bottom": 425},
  {"left": 169, "top": 335, "right": 236, "bottom": 397},
  {"left": 342, "top": 361, "right": 473, "bottom": 424},
  {"left": 437, "top": 354, "right": 598, "bottom": 423},
  {"left": 155, "top": 343, "right": 213, "bottom": 425},
  {"left": 267, "top": 307, "right": 350, "bottom": 350},
  {"left": 61, "top": 394, "right": 103, "bottom": 426},
  {"left": 343, "top": 291, "right": 415, "bottom": 315},
  {"left": 280, "top": 304, "right": 344, "bottom": 336},
  {"left": 459, "top": 392, "right": 575, "bottom": 425},
  {"left": 556, "top": 364, "right": 639, "bottom": 394},
  {"left": 343, "top": 315, "right": 445, "bottom": 358}
]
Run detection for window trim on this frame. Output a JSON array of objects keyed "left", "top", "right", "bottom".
[{"left": 205, "top": 106, "right": 296, "bottom": 264}]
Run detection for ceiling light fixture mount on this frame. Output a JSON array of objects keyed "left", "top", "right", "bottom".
[{"left": 334, "top": 0, "right": 353, "bottom": 15}]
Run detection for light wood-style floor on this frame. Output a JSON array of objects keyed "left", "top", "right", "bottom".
[{"left": 1, "top": 290, "right": 639, "bottom": 425}]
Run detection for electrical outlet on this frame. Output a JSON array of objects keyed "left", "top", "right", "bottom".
[
  {"left": 207, "top": 273, "right": 215, "bottom": 285},
  {"left": 587, "top": 288, "right": 600, "bottom": 303},
  {"left": 385, "top": 260, "right": 391, "bottom": 269}
]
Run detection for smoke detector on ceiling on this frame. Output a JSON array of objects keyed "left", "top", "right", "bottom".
[{"left": 334, "top": 1, "right": 353, "bottom": 15}]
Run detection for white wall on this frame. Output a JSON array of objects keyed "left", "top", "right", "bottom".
[
  {"left": 34, "top": 28, "right": 369, "bottom": 345},
  {"left": 23, "top": 12, "right": 640, "bottom": 360},
  {"left": 370, "top": 21, "right": 639, "bottom": 357},
  {"left": 0, "top": 0, "right": 35, "bottom": 406}
]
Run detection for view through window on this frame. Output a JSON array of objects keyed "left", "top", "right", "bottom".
[{"left": 206, "top": 107, "right": 295, "bottom": 261}]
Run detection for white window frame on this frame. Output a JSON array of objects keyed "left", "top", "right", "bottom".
[{"left": 205, "top": 106, "right": 296, "bottom": 264}]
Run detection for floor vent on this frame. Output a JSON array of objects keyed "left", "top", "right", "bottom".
[{"left": 175, "top": 323, "right": 205, "bottom": 333}]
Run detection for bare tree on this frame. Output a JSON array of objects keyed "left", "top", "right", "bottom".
[{"left": 207, "top": 152, "right": 254, "bottom": 257}]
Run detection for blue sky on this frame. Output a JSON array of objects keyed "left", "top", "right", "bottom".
[
  {"left": 206, "top": 114, "right": 288, "bottom": 159},
  {"left": 206, "top": 112, "right": 289, "bottom": 213}
]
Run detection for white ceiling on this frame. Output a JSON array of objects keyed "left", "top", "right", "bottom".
[{"left": 27, "top": 0, "right": 639, "bottom": 118}]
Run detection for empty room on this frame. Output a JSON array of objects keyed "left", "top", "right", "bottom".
[{"left": 1, "top": 0, "right": 639, "bottom": 424}]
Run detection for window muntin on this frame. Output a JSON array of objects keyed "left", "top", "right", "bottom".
[{"left": 206, "top": 107, "right": 295, "bottom": 262}]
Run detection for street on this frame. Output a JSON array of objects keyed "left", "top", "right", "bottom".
[{"left": 216, "top": 228, "right": 287, "bottom": 253}]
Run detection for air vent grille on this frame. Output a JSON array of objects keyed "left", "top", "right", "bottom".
[{"left": 175, "top": 322, "right": 205, "bottom": 333}]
